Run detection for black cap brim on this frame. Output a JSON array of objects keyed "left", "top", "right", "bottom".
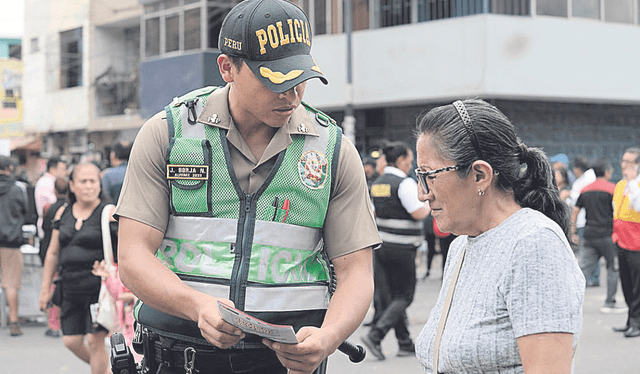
[{"left": 244, "top": 54, "right": 328, "bottom": 93}]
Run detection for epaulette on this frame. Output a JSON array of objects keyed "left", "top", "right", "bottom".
[
  {"left": 171, "top": 86, "right": 220, "bottom": 107},
  {"left": 301, "top": 101, "right": 337, "bottom": 128}
]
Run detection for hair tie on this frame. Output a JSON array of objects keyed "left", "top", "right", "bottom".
[
  {"left": 452, "top": 100, "right": 484, "bottom": 160},
  {"left": 519, "top": 143, "right": 529, "bottom": 162}
]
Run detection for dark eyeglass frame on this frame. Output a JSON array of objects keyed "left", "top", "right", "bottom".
[{"left": 415, "top": 165, "right": 460, "bottom": 194}]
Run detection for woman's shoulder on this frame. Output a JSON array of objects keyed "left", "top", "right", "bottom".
[
  {"left": 505, "top": 208, "right": 562, "bottom": 233},
  {"left": 491, "top": 209, "right": 569, "bottom": 252}
]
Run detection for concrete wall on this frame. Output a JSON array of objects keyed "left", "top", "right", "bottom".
[
  {"left": 304, "top": 14, "right": 640, "bottom": 110},
  {"left": 23, "top": 0, "right": 91, "bottom": 133}
]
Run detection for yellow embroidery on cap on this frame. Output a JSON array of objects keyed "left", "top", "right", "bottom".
[
  {"left": 311, "top": 60, "right": 323, "bottom": 74},
  {"left": 259, "top": 67, "right": 304, "bottom": 84}
]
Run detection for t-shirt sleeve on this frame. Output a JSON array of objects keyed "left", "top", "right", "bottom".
[
  {"left": 322, "top": 135, "right": 381, "bottom": 260},
  {"left": 575, "top": 193, "right": 585, "bottom": 209},
  {"left": 114, "top": 111, "right": 171, "bottom": 233},
  {"left": 503, "top": 228, "right": 584, "bottom": 339},
  {"left": 398, "top": 177, "right": 426, "bottom": 214}
]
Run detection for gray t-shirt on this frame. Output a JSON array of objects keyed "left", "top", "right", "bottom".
[{"left": 416, "top": 208, "right": 585, "bottom": 373}]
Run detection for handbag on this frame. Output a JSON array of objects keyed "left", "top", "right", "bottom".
[{"left": 91, "top": 204, "right": 120, "bottom": 333}]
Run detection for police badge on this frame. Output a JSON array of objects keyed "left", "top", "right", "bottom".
[{"left": 298, "top": 150, "right": 328, "bottom": 189}]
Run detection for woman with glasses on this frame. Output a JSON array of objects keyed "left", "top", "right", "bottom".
[{"left": 414, "top": 100, "right": 585, "bottom": 374}]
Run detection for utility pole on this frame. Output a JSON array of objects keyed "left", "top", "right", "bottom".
[{"left": 342, "top": 0, "right": 356, "bottom": 144}]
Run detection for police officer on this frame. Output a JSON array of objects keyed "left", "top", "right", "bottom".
[
  {"left": 115, "top": 0, "right": 380, "bottom": 373},
  {"left": 361, "top": 141, "right": 430, "bottom": 360}
]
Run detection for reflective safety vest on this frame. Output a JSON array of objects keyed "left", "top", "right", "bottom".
[
  {"left": 612, "top": 179, "right": 640, "bottom": 251},
  {"left": 370, "top": 173, "right": 423, "bottom": 247},
  {"left": 134, "top": 87, "right": 343, "bottom": 347}
]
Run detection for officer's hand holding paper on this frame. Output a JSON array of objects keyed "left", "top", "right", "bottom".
[{"left": 217, "top": 301, "right": 298, "bottom": 344}]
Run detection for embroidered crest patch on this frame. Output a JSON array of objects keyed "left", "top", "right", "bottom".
[{"left": 298, "top": 151, "right": 328, "bottom": 189}]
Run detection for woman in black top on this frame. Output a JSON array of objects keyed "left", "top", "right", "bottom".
[{"left": 39, "top": 162, "right": 115, "bottom": 374}]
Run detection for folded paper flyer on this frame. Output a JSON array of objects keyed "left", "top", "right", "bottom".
[{"left": 217, "top": 301, "right": 298, "bottom": 344}]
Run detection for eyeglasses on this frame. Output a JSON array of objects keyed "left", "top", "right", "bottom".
[{"left": 415, "top": 165, "right": 460, "bottom": 194}]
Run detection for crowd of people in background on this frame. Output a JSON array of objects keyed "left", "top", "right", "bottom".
[
  {"left": 2, "top": 116, "right": 640, "bottom": 373},
  {"left": 0, "top": 140, "right": 133, "bottom": 358},
  {"left": 360, "top": 139, "right": 640, "bottom": 356}
]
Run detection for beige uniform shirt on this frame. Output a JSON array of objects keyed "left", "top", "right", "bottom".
[{"left": 115, "top": 85, "right": 380, "bottom": 259}]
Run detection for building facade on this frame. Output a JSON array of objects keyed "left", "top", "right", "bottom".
[
  {"left": 22, "top": 0, "right": 145, "bottom": 164},
  {"left": 22, "top": 0, "right": 640, "bottom": 178}
]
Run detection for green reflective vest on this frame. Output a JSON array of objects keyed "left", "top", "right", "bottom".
[{"left": 135, "top": 87, "right": 342, "bottom": 347}]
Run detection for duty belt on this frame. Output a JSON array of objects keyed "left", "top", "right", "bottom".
[{"left": 149, "top": 334, "right": 282, "bottom": 374}]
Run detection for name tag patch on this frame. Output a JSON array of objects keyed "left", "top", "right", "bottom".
[{"left": 167, "top": 165, "right": 209, "bottom": 180}]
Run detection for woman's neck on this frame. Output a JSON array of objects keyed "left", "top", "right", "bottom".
[
  {"left": 73, "top": 199, "right": 100, "bottom": 217},
  {"left": 475, "top": 192, "right": 521, "bottom": 236}
]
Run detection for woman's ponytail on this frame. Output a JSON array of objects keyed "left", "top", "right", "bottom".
[{"left": 513, "top": 146, "right": 572, "bottom": 242}]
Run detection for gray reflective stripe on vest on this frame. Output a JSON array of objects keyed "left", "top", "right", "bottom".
[
  {"left": 166, "top": 216, "right": 322, "bottom": 251},
  {"left": 379, "top": 231, "right": 423, "bottom": 246},
  {"left": 182, "top": 280, "right": 230, "bottom": 300},
  {"left": 376, "top": 217, "right": 423, "bottom": 230},
  {"left": 183, "top": 281, "right": 329, "bottom": 312},
  {"left": 180, "top": 99, "right": 206, "bottom": 138}
]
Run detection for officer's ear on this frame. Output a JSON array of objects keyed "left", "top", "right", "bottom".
[{"left": 217, "top": 55, "right": 234, "bottom": 83}]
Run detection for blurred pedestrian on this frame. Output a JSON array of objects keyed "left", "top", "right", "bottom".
[
  {"left": 38, "top": 163, "right": 115, "bottom": 374},
  {"left": 35, "top": 157, "right": 68, "bottom": 238},
  {"left": 362, "top": 156, "right": 379, "bottom": 189},
  {"left": 611, "top": 147, "right": 640, "bottom": 338},
  {"left": 550, "top": 153, "right": 575, "bottom": 185},
  {"left": 0, "top": 156, "right": 28, "bottom": 336},
  {"left": 572, "top": 158, "right": 625, "bottom": 314},
  {"left": 415, "top": 99, "right": 584, "bottom": 374},
  {"left": 101, "top": 141, "right": 131, "bottom": 204},
  {"left": 363, "top": 141, "right": 430, "bottom": 360},
  {"left": 571, "top": 156, "right": 598, "bottom": 285},
  {"left": 39, "top": 177, "right": 69, "bottom": 337},
  {"left": 553, "top": 163, "right": 572, "bottom": 202}
]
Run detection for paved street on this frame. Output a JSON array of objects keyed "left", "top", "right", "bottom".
[{"left": 1, "top": 257, "right": 639, "bottom": 373}]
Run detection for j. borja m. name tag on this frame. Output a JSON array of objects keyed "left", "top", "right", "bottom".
[{"left": 166, "top": 165, "right": 209, "bottom": 180}]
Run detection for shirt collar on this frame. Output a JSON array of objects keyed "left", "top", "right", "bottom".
[
  {"left": 384, "top": 166, "right": 408, "bottom": 178},
  {"left": 196, "top": 84, "right": 319, "bottom": 165}
]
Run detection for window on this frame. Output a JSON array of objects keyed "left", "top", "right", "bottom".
[
  {"left": 381, "top": 0, "right": 412, "bottom": 27},
  {"left": 166, "top": 14, "right": 180, "bottom": 52},
  {"left": 207, "top": 6, "right": 230, "bottom": 49},
  {"left": 343, "top": 0, "right": 370, "bottom": 32},
  {"left": 145, "top": 17, "right": 160, "bottom": 57},
  {"left": 144, "top": 0, "right": 232, "bottom": 59},
  {"left": 492, "top": 0, "right": 530, "bottom": 15},
  {"left": 605, "top": 0, "right": 633, "bottom": 23},
  {"left": 30, "top": 37, "right": 39, "bottom": 54},
  {"left": 315, "top": 0, "right": 327, "bottom": 35},
  {"left": 9, "top": 44, "right": 21, "bottom": 60},
  {"left": 185, "top": 8, "right": 201, "bottom": 50},
  {"left": 60, "top": 28, "right": 83, "bottom": 88},
  {"left": 536, "top": 0, "right": 567, "bottom": 16},
  {"left": 573, "top": 0, "right": 600, "bottom": 18}
]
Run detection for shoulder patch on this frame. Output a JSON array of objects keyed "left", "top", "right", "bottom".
[
  {"left": 172, "top": 86, "right": 220, "bottom": 107},
  {"left": 301, "top": 101, "right": 336, "bottom": 128}
]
